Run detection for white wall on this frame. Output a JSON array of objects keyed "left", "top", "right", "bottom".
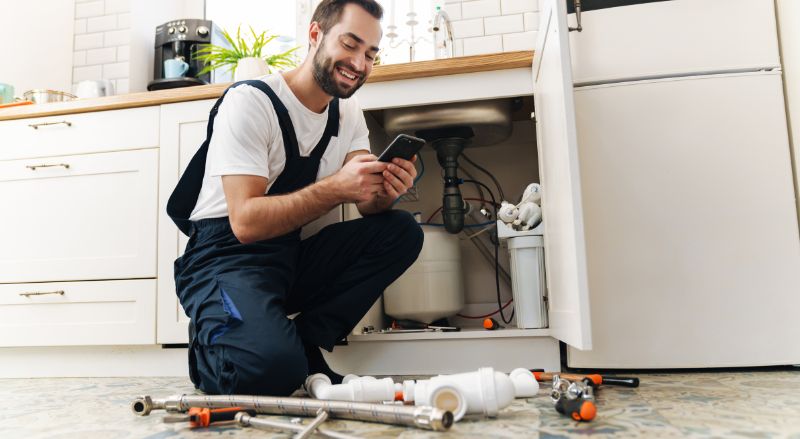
[{"left": 0, "top": 0, "right": 75, "bottom": 97}]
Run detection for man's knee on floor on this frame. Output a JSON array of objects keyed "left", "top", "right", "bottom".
[{"left": 216, "top": 340, "right": 308, "bottom": 396}]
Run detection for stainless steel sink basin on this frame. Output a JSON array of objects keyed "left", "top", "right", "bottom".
[{"left": 382, "top": 98, "right": 513, "bottom": 147}]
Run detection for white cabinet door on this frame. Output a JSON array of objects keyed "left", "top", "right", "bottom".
[
  {"left": 0, "top": 149, "right": 158, "bottom": 283},
  {"left": 533, "top": 0, "right": 592, "bottom": 350},
  {"left": 157, "top": 99, "right": 216, "bottom": 344},
  {"left": 568, "top": 71, "right": 800, "bottom": 368},
  {"left": 569, "top": 0, "right": 780, "bottom": 85}
]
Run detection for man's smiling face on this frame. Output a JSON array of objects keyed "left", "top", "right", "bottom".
[{"left": 311, "top": 3, "right": 382, "bottom": 98}]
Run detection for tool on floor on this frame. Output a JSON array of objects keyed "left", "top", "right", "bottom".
[
  {"left": 550, "top": 375, "right": 596, "bottom": 422},
  {"left": 131, "top": 394, "right": 453, "bottom": 431},
  {"left": 483, "top": 317, "right": 503, "bottom": 330},
  {"left": 531, "top": 370, "right": 640, "bottom": 388},
  {"left": 235, "top": 410, "right": 364, "bottom": 439},
  {"left": 162, "top": 406, "right": 255, "bottom": 427}
]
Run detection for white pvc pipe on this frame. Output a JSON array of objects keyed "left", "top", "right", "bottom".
[
  {"left": 509, "top": 368, "right": 540, "bottom": 397},
  {"left": 305, "top": 373, "right": 397, "bottom": 403},
  {"left": 405, "top": 367, "right": 516, "bottom": 421}
]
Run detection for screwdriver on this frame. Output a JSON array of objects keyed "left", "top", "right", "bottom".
[
  {"left": 532, "top": 371, "right": 640, "bottom": 388},
  {"left": 163, "top": 407, "right": 255, "bottom": 428},
  {"left": 554, "top": 397, "right": 597, "bottom": 422}
]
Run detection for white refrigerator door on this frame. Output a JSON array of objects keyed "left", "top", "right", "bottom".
[
  {"left": 568, "top": 71, "right": 800, "bottom": 368},
  {"left": 568, "top": 0, "right": 781, "bottom": 85},
  {"left": 533, "top": 0, "right": 593, "bottom": 350}
]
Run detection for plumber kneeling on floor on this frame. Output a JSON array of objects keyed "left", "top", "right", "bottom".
[{"left": 166, "top": 0, "right": 422, "bottom": 396}]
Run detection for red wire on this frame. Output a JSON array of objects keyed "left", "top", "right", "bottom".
[
  {"left": 425, "top": 198, "right": 499, "bottom": 223},
  {"left": 457, "top": 298, "right": 514, "bottom": 319}
]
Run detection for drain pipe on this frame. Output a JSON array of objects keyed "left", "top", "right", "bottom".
[
  {"left": 305, "top": 374, "right": 398, "bottom": 402},
  {"left": 509, "top": 368, "right": 540, "bottom": 397}
]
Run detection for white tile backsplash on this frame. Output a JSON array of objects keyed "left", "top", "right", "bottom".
[
  {"left": 502, "top": 30, "right": 537, "bottom": 51},
  {"left": 86, "top": 47, "right": 117, "bottom": 65},
  {"left": 75, "top": 1, "right": 104, "bottom": 19},
  {"left": 500, "top": 0, "right": 538, "bottom": 14},
  {"left": 461, "top": 0, "right": 501, "bottom": 19},
  {"left": 74, "top": 19, "right": 88, "bottom": 35},
  {"left": 74, "top": 33, "right": 104, "bottom": 51},
  {"left": 463, "top": 35, "right": 503, "bottom": 56},
  {"left": 448, "top": 0, "right": 538, "bottom": 58},
  {"left": 451, "top": 18, "right": 485, "bottom": 38},
  {"left": 71, "top": 0, "right": 132, "bottom": 93},
  {"left": 87, "top": 15, "right": 118, "bottom": 33},
  {"left": 523, "top": 11, "right": 540, "bottom": 31},
  {"left": 484, "top": 14, "right": 524, "bottom": 35},
  {"left": 103, "top": 62, "right": 129, "bottom": 79}
]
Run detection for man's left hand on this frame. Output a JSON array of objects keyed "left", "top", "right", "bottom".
[{"left": 381, "top": 156, "right": 417, "bottom": 199}]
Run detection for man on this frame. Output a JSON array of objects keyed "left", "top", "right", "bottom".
[{"left": 166, "top": 0, "right": 423, "bottom": 396}]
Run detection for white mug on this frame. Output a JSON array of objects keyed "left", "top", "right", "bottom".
[{"left": 74, "top": 80, "right": 116, "bottom": 98}]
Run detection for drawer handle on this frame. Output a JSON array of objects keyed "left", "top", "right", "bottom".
[
  {"left": 28, "top": 120, "right": 73, "bottom": 130},
  {"left": 19, "top": 290, "right": 65, "bottom": 297},
  {"left": 569, "top": 0, "right": 583, "bottom": 32},
  {"left": 26, "top": 163, "right": 70, "bottom": 170}
]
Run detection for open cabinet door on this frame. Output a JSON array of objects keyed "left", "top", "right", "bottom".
[{"left": 533, "top": 0, "right": 592, "bottom": 350}]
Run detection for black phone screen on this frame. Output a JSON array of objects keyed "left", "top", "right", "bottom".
[{"left": 377, "top": 134, "right": 426, "bottom": 163}]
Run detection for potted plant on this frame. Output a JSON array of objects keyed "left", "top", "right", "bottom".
[{"left": 194, "top": 25, "right": 299, "bottom": 81}]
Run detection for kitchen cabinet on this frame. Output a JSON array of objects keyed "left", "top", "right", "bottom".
[
  {"left": 0, "top": 105, "right": 160, "bottom": 349},
  {"left": 535, "top": 0, "right": 800, "bottom": 368},
  {"left": 157, "top": 99, "right": 216, "bottom": 344},
  {"left": 567, "top": 0, "right": 780, "bottom": 85}
]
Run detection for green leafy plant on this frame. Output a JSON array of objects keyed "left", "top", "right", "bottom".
[{"left": 194, "top": 25, "right": 299, "bottom": 76}]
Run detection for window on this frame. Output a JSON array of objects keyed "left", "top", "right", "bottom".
[{"left": 205, "top": 0, "right": 300, "bottom": 56}]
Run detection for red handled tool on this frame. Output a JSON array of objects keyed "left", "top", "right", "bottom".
[
  {"left": 163, "top": 407, "right": 255, "bottom": 428},
  {"left": 555, "top": 397, "right": 597, "bottom": 422}
]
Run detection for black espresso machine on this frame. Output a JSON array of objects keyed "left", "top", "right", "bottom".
[{"left": 147, "top": 19, "right": 233, "bottom": 91}]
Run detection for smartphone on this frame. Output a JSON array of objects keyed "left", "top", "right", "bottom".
[{"left": 377, "top": 134, "right": 426, "bottom": 163}]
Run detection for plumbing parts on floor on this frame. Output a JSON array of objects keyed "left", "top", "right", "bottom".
[
  {"left": 305, "top": 367, "right": 539, "bottom": 422},
  {"left": 550, "top": 375, "right": 597, "bottom": 422},
  {"left": 131, "top": 393, "right": 453, "bottom": 431}
]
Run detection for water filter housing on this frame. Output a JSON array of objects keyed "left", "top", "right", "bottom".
[{"left": 497, "top": 221, "right": 548, "bottom": 328}]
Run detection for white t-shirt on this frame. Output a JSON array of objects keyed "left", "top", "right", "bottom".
[{"left": 189, "top": 73, "right": 370, "bottom": 223}]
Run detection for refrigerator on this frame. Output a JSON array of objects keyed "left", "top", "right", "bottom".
[{"left": 535, "top": 0, "right": 800, "bottom": 369}]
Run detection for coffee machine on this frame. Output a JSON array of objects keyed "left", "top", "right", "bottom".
[{"left": 147, "top": 19, "right": 233, "bottom": 91}]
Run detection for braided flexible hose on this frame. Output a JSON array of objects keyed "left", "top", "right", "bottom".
[{"left": 131, "top": 394, "right": 453, "bottom": 431}]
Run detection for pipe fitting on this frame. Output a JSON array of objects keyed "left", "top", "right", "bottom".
[
  {"left": 305, "top": 373, "right": 396, "bottom": 402},
  {"left": 509, "top": 368, "right": 540, "bottom": 398}
]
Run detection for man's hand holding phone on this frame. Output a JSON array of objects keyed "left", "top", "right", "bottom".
[{"left": 381, "top": 155, "right": 417, "bottom": 199}]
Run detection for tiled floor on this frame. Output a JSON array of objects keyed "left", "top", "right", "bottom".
[{"left": 1, "top": 370, "right": 799, "bottom": 438}]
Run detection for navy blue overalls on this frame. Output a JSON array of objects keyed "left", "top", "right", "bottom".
[{"left": 167, "top": 80, "right": 423, "bottom": 396}]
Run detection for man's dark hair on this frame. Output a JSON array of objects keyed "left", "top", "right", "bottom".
[{"left": 311, "top": 0, "right": 383, "bottom": 33}]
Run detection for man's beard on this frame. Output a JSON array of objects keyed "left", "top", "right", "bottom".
[{"left": 312, "top": 44, "right": 366, "bottom": 99}]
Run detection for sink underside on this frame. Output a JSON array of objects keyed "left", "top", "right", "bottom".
[{"left": 382, "top": 99, "right": 514, "bottom": 147}]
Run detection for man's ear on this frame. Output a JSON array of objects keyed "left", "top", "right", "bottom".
[{"left": 309, "top": 22, "right": 323, "bottom": 49}]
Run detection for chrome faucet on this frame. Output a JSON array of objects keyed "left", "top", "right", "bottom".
[{"left": 432, "top": 7, "right": 454, "bottom": 59}]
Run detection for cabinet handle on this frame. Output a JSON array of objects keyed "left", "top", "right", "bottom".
[
  {"left": 25, "top": 163, "right": 70, "bottom": 170},
  {"left": 19, "top": 290, "right": 65, "bottom": 297},
  {"left": 569, "top": 0, "right": 583, "bottom": 32},
  {"left": 28, "top": 120, "right": 73, "bottom": 130}
]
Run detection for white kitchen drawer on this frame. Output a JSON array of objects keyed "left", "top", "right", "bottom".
[
  {"left": 0, "top": 106, "right": 159, "bottom": 161},
  {"left": 568, "top": 0, "right": 780, "bottom": 84},
  {"left": 0, "top": 279, "right": 156, "bottom": 347},
  {"left": 0, "top": 148, "right": 158, "bottom": 283}
]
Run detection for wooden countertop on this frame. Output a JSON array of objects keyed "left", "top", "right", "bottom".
[{"left": 0, "top": 51, "right": 533, "bottom": 121}]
